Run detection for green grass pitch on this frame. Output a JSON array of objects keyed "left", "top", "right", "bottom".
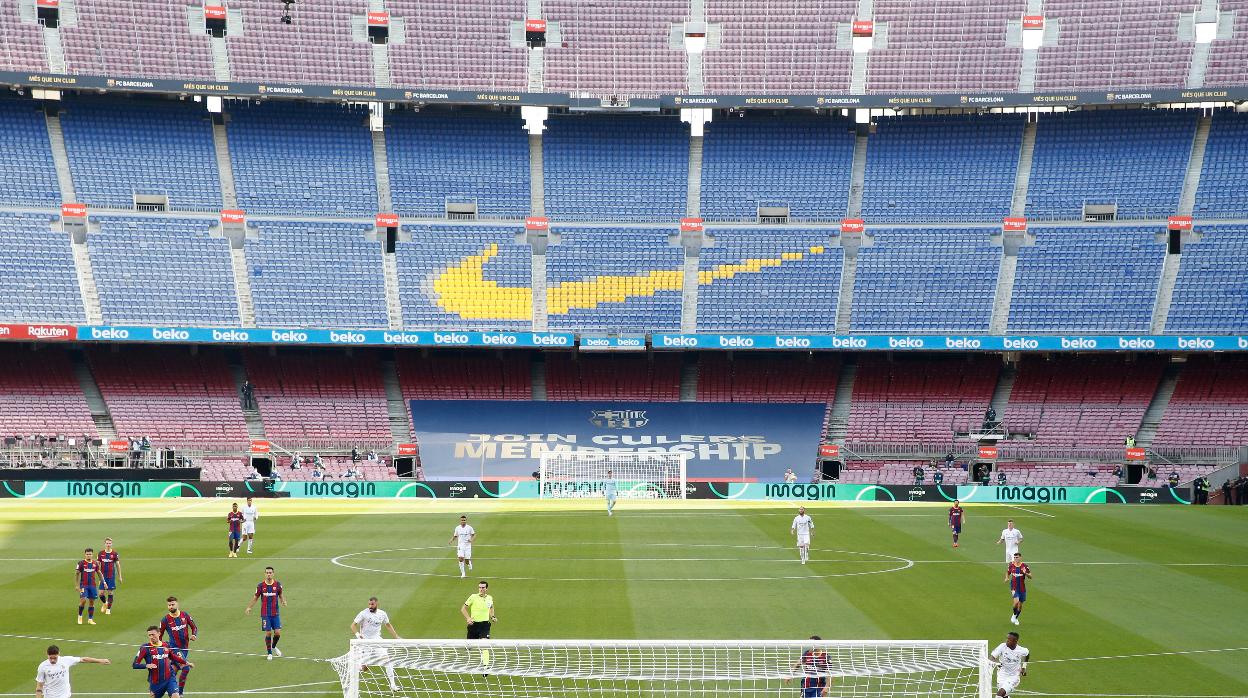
[{"left": 0, "top": 499, "right": 1245, "bottom": 697}]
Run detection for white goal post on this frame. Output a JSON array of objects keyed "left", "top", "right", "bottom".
[
  {"left": 538, "top": 452, "right": 688, "bottom": 499},
  {"left": 330, "top": 639, "right": 992, "bottom": 698}
]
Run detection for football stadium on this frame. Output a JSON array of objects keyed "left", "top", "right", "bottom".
[{"left": 1, "top": 1, "right": 1247, "bottom": 697}]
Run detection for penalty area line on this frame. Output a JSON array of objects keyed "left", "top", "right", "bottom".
[
  {"left": 1033, "top": 646, "right": 1248, "bottom": 665},
  {"left": 1005, "top": 505, "right": 1056, "bottom": 519}
]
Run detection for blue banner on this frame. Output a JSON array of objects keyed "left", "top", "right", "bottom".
[
  {"left": 55, "top": 325, "right": 1248, "bottom": 352},
  {"left": 409, "top": 401, "right": 827, "bottom": 479}
]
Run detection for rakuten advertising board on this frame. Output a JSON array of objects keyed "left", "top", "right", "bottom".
[{"left": 409, "top": 401, "right": 826, "bottom": 479}]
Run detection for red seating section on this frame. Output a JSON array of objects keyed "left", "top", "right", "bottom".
[
  {"left": 0, "top": 345, "right": 97, "bottom": 439},
  {"left": 847, "top": 356, "right": 998, "bottom": 443},
  {"left": 1154, "top": 356, "right": 1248, "bottom": 446},
  {"left": 244, "top": 349, "right": 390, "bottom": 448},
  {"left": 397, "top": 351, "right": 532, "bottom": 400},
  {"left": 546, "top": 353, "right": 681, "bottom": 401},
  {"left": 1003, "top": 356, "right": 1164, "bottom": 448},
  {"left": 87, "top": 347, "right": 249, "bottom": 447},
  {"left": 697, "top": 354, "right": 841, "bottom": 402}
]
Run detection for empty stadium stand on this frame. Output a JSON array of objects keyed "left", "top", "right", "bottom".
[
  {"left": 396, "top": 224, "right": 532, "bottom": 331},
  {"left": 1193, "top": 111, "right": 1248, "bottom": 219},
  {"left": 60, "top": 0, "right": 216, "bottom": 80},
  {"left": 850, "top": 228, "right": 1000, "bottom": 333},
  {"left": 1002, "top": 355, "right": 1165, "bottom": 448},
  {"left": 1007, "top": 226, "right": 1166, "bottom": 333},
  {"left": 867, "top": 0, "right": 1025, "bottom": 92},
  {"left": 386, "top": 0, "right": 528, "bottom": 92},
  {"left": 846, "top": 355, "right": 998, "bottom": 444},
  {"left": 546, "top": 352, "right": 682, "bottom": 401},
  {"left": 59, "top": 98, "right": 222, "bottom": 212},
  {"left": 0, "top": 10, "right": 47, "bottom": 73},
  {"left": 226, "top": 102, "right": 377, "bottom": 216},
  {"left": 243, "top": 349, "right": 391, "bottom": 447},
  {"left": 543, "top": 115, "right": 688, "bottom": 222},
  {"left": 86, "top": 347, "right": 249, "bottom": 446},
  {"left": 87, "top": 216, "right": 240, "bottom": 326},
  {"left": 1154, "top": 356, "right": 1248, "bottom": 446},
  {"left": 0, "top": 345, "right": 97, "bottom": 439},
  {"left": 245, "top": 221, "right": 389, "bottom": 329},
  {"left": 0, "top": 212, "right": 86, "bottom": 324},
  {"left": 696, "top": 227, "right": 843, "bottom": 332},
  {"left": 696, "top": 353, "right": 841, "bottom": 404},
  {"left": 1165, "top": 224, "right": 1248, "bottom": 333},
  {"left": 703, "top": 0, "right": 855, "bottom": 94},
  {"left": 397, "top": 350, "right": 532, "bottom": 401},
  {"left": 546, "top": 227, "right": 684, "bottom": 332},
  {"left": 700, "top": 113, "right": 856, "bottom": 221},
  {"left": 543, "top": 0, "right": 688, "bottom": 97},
  {"left": 861, "top": 114, "right": 1022, "bottom": 222},
  {"left": 224, "top": 0, "right": 373, "bottom": 86},
  {"left": 386, "top": 109, "right": 530, "bottom": 219},
  {"left": 1025, "top": 110, "right": 1195, "bottom": 220},
  {"left": 0, "top": 98, "right": 61, "bottom": 207}
]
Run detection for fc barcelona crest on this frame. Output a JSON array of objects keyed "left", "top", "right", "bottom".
[{"left": 590, "top": 410, "right": 649, "bottom": 429}]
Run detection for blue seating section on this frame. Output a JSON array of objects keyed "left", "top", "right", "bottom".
[
  {"left": 1026, "top": 111, "right": 1194, "bottom": 220},
  {"left": 851, "top": 228, "right": 1001, "bottom": 332},
  {"left": 387, "top": 110, "right": 530, "bottom": 219},
  {"left": 862, "top": 115, "right": 1022, "bottom": 222},
  {"left": 1165, "top": 225, "right": 1248, "bottom": 333},
  {"left": 60, "top": 98, "right": 221, "bottom": 211},
  {"left": 544, "top": 116, "right": 687, "bottom": 222},
  {"left": 1008, "top": 226, "right": 1166, "bottom": 333},
  {"left": 0, "top": 213, "right": 84, "bottom": 323},
  {"left": 547, "top": 227, "right": 683, "bottom": 332},
  {"left": 227, "top": 103, "right": 376, "bottom": 216},
  {"left": 396, "top": 225, "right": 533, "bottom": 330},
  {"left": 701, "top": 113, "right": 855, "bottom": 221},
  {"left": 1194, "top": 111, "right": 1248, "bottom": 219},
  {"left": 697, "top": 228, "right": 842, "bottom": 332},
  {"left": 87, "top": 216, "right": 239, "bottom": 326},
  {"left": 0, "top": 98, "right": 60, "bottom": 207},
  {"left": 245, "top": 221, "right": 388, "bottom": 328}
]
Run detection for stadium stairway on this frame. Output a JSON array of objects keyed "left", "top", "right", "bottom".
[
  {"left": 988, "top": 362, "right": 1017, "bottom": 422},
  {"left": 379, "top": 357, "right": 415, "bottom": 444},
  {"left": 531, "top": 355, "right": 548, "bottom": 400},
  {"left": 226, "top": 358, "right": 267, "bottom": 439},
  {"left": 1177, "top": 115, "right": 1212, "bottom": 216},
  {"left": 529, "top": 133, "right": 545, "bottom": 215},
  {"left": 1134, "top": 361, "right": 1183, "bottom": 448},
  {"left": 847, "top": 132, "right": 869, "bottom": 218},
  {"left": 382, "top": 252, "right": 404, "bottom": 330},
  {"left": 43, "top": 24, "right": 66, "bottom": 73},
  {"left": 1009, "top": 120, "right": 1037, "bottom": 217},
  {"left": 228, "top": 246, "right": 257, "bottom": 328},
  {"left": 1150, "top": 252, "right": 1183, "bottom": 334},
  {"left": 44, "top": 110, "right": 77, "bottom": 202},
  {"left": 210, "top": 34, "right": 232, "bottom": 82},
  {"left": 834, "top": 251, "right": 858, "bottom": 334},
  {"left": 371, "top": 128, "right": 393, "bottom": 212},
  {"left": 825, "top": 358, "right": 857, "bottom": 441},
  {"left": 211, "top": 118, "right": 239, "bottom": 209},
  {"left": 679, "top": 358, "right": 698, "bottom": 401},
  {"left": 687, "top": 135, "right": 703, "bottom": 217},
  {"left": 70, "top": 350, "right": 117, "bottom": 440},
  {"left": 372, "top": 42, "right": 392, "bottom": 88},
  {"left": 69, "top": 237, "right": 104, "bottom": 325}
]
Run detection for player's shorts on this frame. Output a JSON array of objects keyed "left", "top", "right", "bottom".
[
  {"left": 101, "top": 575, "right": 117, "bottom": 590},
  {"left": 261, "top": 614, "right": 282, "bottom": 631},
  {"left": 803, "top": 687, "right": 824, "bottom": 698},
  {"left": 229, "top": 531, "right": 241, "bottom": 541},
  {"left": 150, "top": 678, "right": 180, "bottom": 698},
  {"left": 80, "top": 586, "right": 99, "bottom": 600},
  {"left": 467, "top": 621, "right": 491, "bottom": 640},
  {"left": 997, "top": 672, "right": 1021, "bottom": 695},
  {"left": 796, "top": 534, "right": 811, "bottom": 547},
  {"left": 170, "top": 648, "right": 189, "bottom": 662},
  {"left": 1005, "top": 547, "right": 1018, "bottom": 562},
  {"left": 1011, "top": 590, "right": 1027, "bottom": 603},
  {"left": 241, "top": 522, "right": 256, "bottom": 535},
  {"left": 951, "top": 523, "right": 962, "bottom": 533},
  {"left": 457, "top": 544, "right": 473, "bottom": 559}
]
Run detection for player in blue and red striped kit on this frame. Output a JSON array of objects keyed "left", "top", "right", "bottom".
[
  {"left": 789, "top": 636, "right": 831, "bottom": 697},
  {"left": 226, "top": 504, "right": 244, "bottom": 558},
  {"left": 948, "top": 500, "right": 965, "bottom": 548},
  {"left": 98, "top": 538, "right": 122, "bottom": 615},
  {"left": 133, "top": 625, "right": 193, "bottom": 698},
  {"left": 244, "top": 566, "right": 287, "bottom": 660},
  {"left": 159, "top": 596, "right": 198, "bottom": 696},
  {"left": 75, "top": 548, "right": 104, "bottom": 625},
  {"left": 1005, "top": 552, "right": 1033, "bottom": 626}
]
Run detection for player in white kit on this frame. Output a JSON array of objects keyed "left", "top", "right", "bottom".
[
  {"left": 790, "top": 506, "right": 814, "bottom": 564},
  {"left": 241, "top": 497, "right": 259, "bottom": 554},
  {"left": 351, "top": 597, "right": 402, "bottom": 691},
  {"left": 990, "top": 632, "right": 1029, "bottom": 696},
  {"left": 449, "top": 515, "right": 476, "bottom": 578},
  {"left": 996, "top": 519, "right": 1023, "bottom": 563},
  {"left": 35, "top": 645, "right": 110, "bottom": 698}
]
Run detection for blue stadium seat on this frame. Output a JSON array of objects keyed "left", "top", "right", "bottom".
[
  {"left": 547, "top": 227, "right": 683, "bottom": 331},
  {"left": 0, "top": 97, "right": 60, "bottom": 207},
  {"left": 1165, "top": 224, "right": 1248, "bottom": 333},
  {"left": 0, "top": 212, "right": 85, "bottom": 323},
  {"left": 1193, "top": 111, "right": 1248, "bottom": 219}
]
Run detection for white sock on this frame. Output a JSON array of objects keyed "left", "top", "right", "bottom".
[
  {"left": 459, "top": 561, "right": 466, "bottom": 575},
  {"left": 386, "top": 666, "right": 398, "bottom": 688},
  {"left": 467, "top": 560, "right": 472, "bottom": 570}
]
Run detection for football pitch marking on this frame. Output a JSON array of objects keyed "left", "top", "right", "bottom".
[
  {"left": 331, "top": 543, "right": 916, "bottom": 581},
  {"left": 1005, "top": 505, "right": 1057, "bottom": 519},
  {"left": 0, "top": 632, "right": 327, "bottom": 663}
]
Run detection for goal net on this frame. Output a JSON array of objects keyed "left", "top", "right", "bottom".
[
  {"left": 330, "top": 639, "right": 991, "bottom": 698},
  {"left": 539, "top": 452, "right": 687, "bottom": 499}
]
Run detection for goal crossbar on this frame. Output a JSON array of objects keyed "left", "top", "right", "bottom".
[{"left": 539, "top": 452, "right": 688, "bottom": 499}]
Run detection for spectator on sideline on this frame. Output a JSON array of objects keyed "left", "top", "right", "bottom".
[
  {"left": 983, "top": 407, "right": 997, "bottom": 430},
  {"left": 1125, "top": 435, "right": 1136, "bottom": 447},
  {"left": 784, "top": 468, "right": 797, "bottom": 483},
  {"left": 351, "top": 448, "right": 361, "bottom": 464},
  {"left": 945, "top": 452, "right": 955, "bottom": 469},
  {"left": 913, "top": 466, "right": 925, "bottom": 485},
  {"left": 245, "top": 464, "right": 262, "bottom": 480},
  {"left": 291, "top": 453, "right": 303, "bottom": 470},
  {"left": 367, "top": 450, "right": 379, "bottom": 463},
  {"left": 933, "top": 470, "right": 944, "bottom": 486},
  {"left": 1222, "top": 479, "right": 1233, "bottom": 504},
  {"left": 240, "top": 380, "right": 256, "bottom": 410},
  {"left": 311, "top": 467, "right": 324, "bottom": 481},
  {"left": 1168, "top": 471, "right": 1180, "bottom": 488},
  {"left": 997, "top": 471, "right": 1007, "bottom": 486},
  {"left": 1237, "top": 476, "right": 1247, "bottom": 505}
]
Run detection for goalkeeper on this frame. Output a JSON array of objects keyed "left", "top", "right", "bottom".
[{"left": 604, "top": 470, "right": 617, "bottom": 516}]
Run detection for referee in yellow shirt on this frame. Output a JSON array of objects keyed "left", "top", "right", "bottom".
[{"left": 461, "top": 580, "right": 497, "bottom": 639}]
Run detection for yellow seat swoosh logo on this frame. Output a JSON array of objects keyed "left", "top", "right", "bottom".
[{"left": 430, "top": 243, "right": 829, "bottom": 320}]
